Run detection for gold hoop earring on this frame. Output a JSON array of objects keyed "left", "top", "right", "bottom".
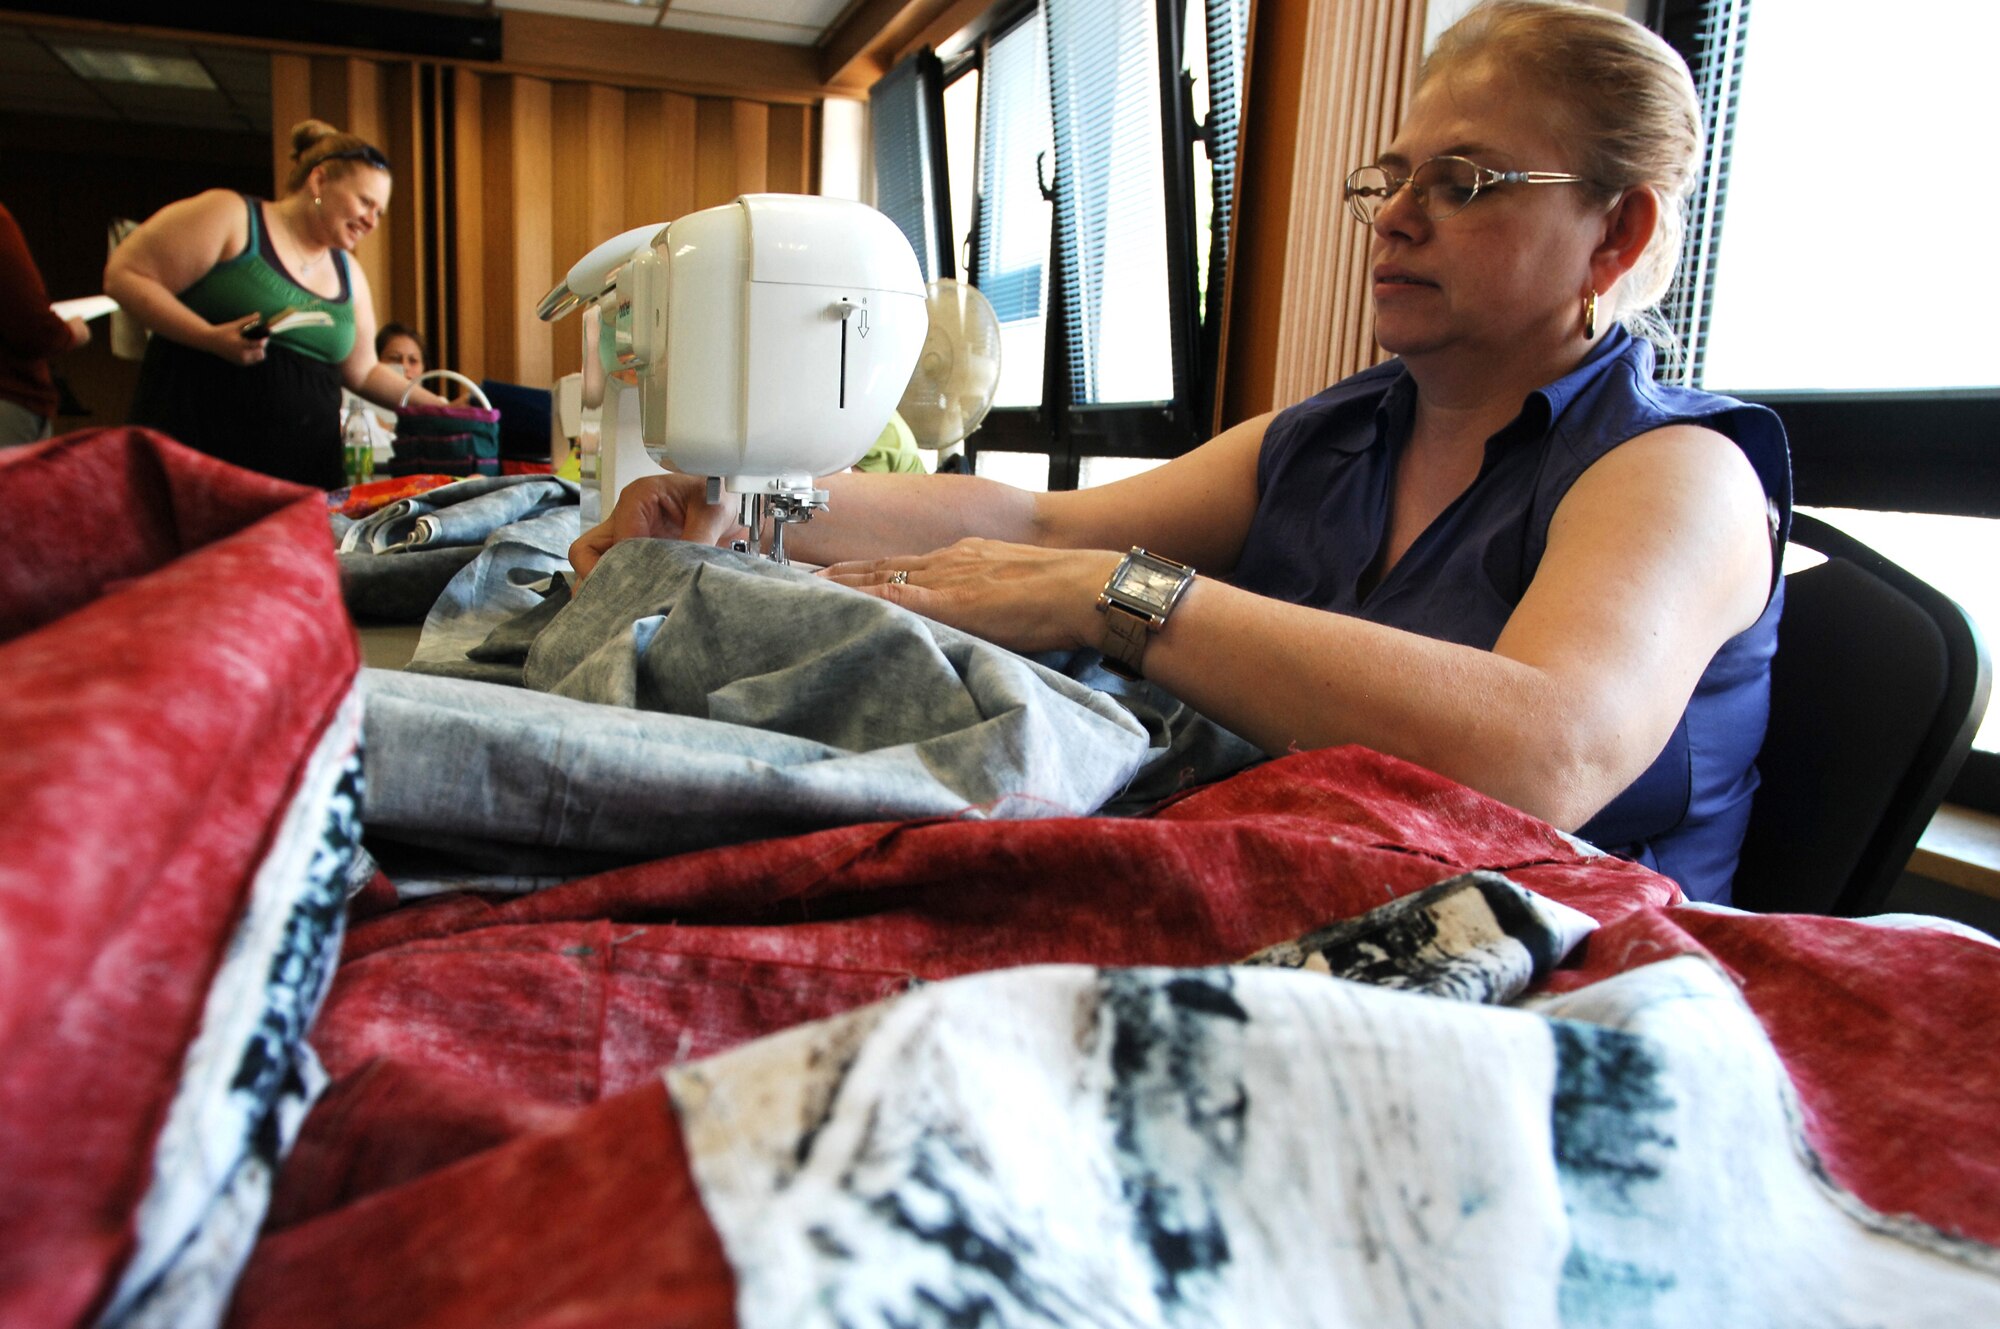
[{"left": 1583, "top": 289, "right": 1598, "bottom": 341}]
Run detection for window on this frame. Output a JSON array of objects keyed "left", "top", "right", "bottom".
[
  {"left": 1659, "top": 0, "right": 2000, "bottom": 802},
  {"left": 970, "top": 10, "right": 1052, "bottom": 414},
  {"left": 876, "top": 0, "right": 1248, "bottom": 491},
  {"left": 869, "top": 51, "right": 954, "bottom": 283}
]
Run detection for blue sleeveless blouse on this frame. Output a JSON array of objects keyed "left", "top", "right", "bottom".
[{"left": 1228, "top": 328, "right": 1792, "bottom": 903}]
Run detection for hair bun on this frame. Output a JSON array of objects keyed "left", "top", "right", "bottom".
[{"left": 289, "top": 118, "right": 344, "bottom": 162}]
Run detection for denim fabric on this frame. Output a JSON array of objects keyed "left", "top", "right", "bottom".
[
  {"left": 335, "top": 474, "right": 591, "bottom": 631},
  {"left": 361, "top": 539, "right": 1267, "bottom": 871},
  {"left": 338, "top": 545, "right": 484, "bottom": 624},
  {"left": 338, "top": 475, "right": 581, "bottom": 554},
  {"left": 402, "top": 504, "right": 591, "bottom": 683}
]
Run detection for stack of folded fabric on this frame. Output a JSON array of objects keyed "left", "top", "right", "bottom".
[
  {"left": 386, "top": 398, "right": 501, "bottom": 478},
  {"left": 0, "top": 427, "right": 363, "bottom": 1329}
]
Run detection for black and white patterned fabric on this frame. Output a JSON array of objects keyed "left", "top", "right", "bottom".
[
  {"left": 669, "top": 889, "right": 2000, "bottom": 1328},
  {"left": 96, "top": 690, "right": 362, "bottom": 1329},
  {"left": 1242, "top": 870, "right": 1597, "bottom": 1003}
]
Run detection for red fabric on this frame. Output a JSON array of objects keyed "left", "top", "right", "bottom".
[
  {"left": 1547, "top": 907, "right": 2000, "bottom": 1248},
  {"left": 10, "top": 432, "right": 1998, "bottom": 1325},
  {"left": 230, "top": 744, "right": 2000, "bottom": 1327},
  {"left": 231, "top": 1079, "right": 735, "bottom": 1329},
  {"left": 228, "top": 747, "right": 1665, "bottom": 1329},
  {"left": 325, "top": 472, "right": 459, "bottom": 518},
  {"left": 0, "top": 428, "right": 360, "bottom": 1328}
]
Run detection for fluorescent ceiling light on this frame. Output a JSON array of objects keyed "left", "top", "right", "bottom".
[{"left": 53, "top": 47, "right": 217, "bottom": 90}]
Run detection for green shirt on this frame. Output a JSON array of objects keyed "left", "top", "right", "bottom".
[
  {"left": 854, "top": 410, "right": 928, "bottom": 474},
  {"left": 177, "top": 196, "right": 356, "bottom": 365}
]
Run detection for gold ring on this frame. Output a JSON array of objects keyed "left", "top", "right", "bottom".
[{"left": 889, "top": 570, "right": 909, "bottom": 586}]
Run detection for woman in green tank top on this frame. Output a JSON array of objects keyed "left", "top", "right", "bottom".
[{"left": 106, "top": 118, "right": 445, "bottom": 488}]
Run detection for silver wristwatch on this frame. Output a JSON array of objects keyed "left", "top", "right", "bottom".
[{"left": 1095, "top": 547, "right": 1196, "bottom": 680}]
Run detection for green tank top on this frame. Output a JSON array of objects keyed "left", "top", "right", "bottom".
[{"left": 177, "top": 196, "right": 357, "bottom": 364}]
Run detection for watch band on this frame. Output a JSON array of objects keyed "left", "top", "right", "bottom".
[
  {"left": 1098, "top": 602, "right": 1154, "bottom": 680},
  {"left": 1095, "top": 547, "right": 1195, "bottom": 681}
]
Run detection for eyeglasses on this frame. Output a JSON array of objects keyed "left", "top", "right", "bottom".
[
  {"left": 317, "top": 145, "right": 392, "bottom": 173},
  {"left": 1343, "top": 155, "right": 1585, "bottom": 225}
]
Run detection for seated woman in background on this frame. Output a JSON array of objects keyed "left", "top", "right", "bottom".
[
  {"left": 343, "top": 321, "right": 435, "bottom": 436},
  {"left": 375, "top": 321, "right": 428, "bottom": 384},
  {"left": 105, "top": 119, "right": 444, "bottom": 489},
  {"left": 573, "top": 0, "right": 1789, "bottom": 906}
]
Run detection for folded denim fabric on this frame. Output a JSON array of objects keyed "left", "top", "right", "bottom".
[
  {"left": 338, "top": 545, "right": 485, "bottom": 625},
  {"left": 363, "top": 540, "right": 1187, "bottom": 868},
  {"left": 338, "top": 475, "right": 579, "bottom": 554},
  {"left": 403, "top": 505, "right": 586, "bottom": 682}
]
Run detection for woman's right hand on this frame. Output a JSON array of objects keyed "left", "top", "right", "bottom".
[
  {"left": 209, "top": 312, "right": 270, "bottom": 366},
  {"left": 568, "top": 472, "right": 746, "bottom": 582}
]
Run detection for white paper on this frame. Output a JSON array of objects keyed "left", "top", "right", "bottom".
[{"left": 52, "top": 294, "right": 118, "bottom": 322}]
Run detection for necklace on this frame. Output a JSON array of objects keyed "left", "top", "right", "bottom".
[{"left": 278, "top": 207, "right": 329, "bottom": 276}]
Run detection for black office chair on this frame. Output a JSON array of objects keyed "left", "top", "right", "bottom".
[{"left": 1733, "top": 512, "right": 1991, "bottom": 915}]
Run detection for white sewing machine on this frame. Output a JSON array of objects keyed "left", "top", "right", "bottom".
[{"left": 539, "top": 194, "right": 926, "bottom": 562}]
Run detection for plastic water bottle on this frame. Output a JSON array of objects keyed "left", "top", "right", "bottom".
[{"left": 343, "top": 408, "right": 374, "bottom": 486}]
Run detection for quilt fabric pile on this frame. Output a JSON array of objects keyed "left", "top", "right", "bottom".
[{"left": 5, "top": 429, "right": 1998, "bottom": 1329}]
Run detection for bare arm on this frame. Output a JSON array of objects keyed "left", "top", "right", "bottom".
[
  {"left": 339, "top": 262, "right": 443, "bottom": 407},
  {"left": 1077, "top": 425, "right": 1773, "bottom": 827},
  {"left": 102, "top": 189, "right": 266, "bottom": 365},
  {"left": 827, "top": 424, "right": 1769, "bottom": 830},
  {"left": 569, "top": 410, "right": 1273, "bottom": 580}
]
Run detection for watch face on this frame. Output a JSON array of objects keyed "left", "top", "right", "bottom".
[
  {"left": 1112, "top": 552, "right": 1191, "bottom": 614},
  {"left": 1118, "top": 562, "right": 1184, "bottom": 608}
]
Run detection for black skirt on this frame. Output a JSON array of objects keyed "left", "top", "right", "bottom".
[{"left": 129, "top": 335, "right": 344, "bottom": 489}]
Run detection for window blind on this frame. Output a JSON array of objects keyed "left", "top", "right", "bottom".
[
  {"left": 1200, "top": 0, "right": 1251, "bottom": 335},
  {"left": 870, "top": 51, "right": 950, "bottom": 283},
  {"left": 1044, "top": 0, "right": 1175, "bottom": 406},
  {"left": 1660, "top": 0, "right": 1750, "bottom": 387},
  {"left": 973, "top": 11, "right": 1051, "bottom": 409}
]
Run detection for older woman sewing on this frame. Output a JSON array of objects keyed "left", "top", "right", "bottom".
[{"left": 571, "top": 0, "right": 1788, "bottom": 906}]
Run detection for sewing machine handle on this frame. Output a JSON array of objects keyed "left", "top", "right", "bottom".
[
  {"left": 538, "top": 222, "right": 668, "bottom": 321},
  {"left": 400, "top": 370, "right": 489, "bottom": 408}
]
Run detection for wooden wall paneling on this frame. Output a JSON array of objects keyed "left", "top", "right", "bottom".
[
  {"left": 1275, "top": 0, "right": 1350, "bottom": 405},
  {"left": 767, "top": 102, "right": 812, "bottom": 195},
  {"left": 1218, "top": 0, "right": 1425, "bottom": 421},
  {"left": 383, "top": 62, "right": 426, "bottom": 345},
  {"left": 550, "top": 82, "right": 628, "bottom": 381},
  {"left": 694, "top": 97, "right": 739, "bottom": 211},
  {"left": 733, "top": 100, "right": 771, "bottom": 196},
  {"left": 309, "top": 57, "right": 395, "bottom": 324},
  {"left": 481, "top": 73, "right": 557, "bottom": 389},
  {"left": 270, "top": 53, "right": 312, "bottom": 196},
  {"left": 452, "top": 70, "right": 487, "bottom": 383},
  {"left": 624, "top": 90, "right": 669, "bottom": 226},
  {"left": 1322, "top": 0, "right": 1373, "bottom": 392},
  {"left": 1216, "top": 0, "right": 1305, "bottom": 427},
  {"left": 428, "top": 66, "right": 453, "bottom": 369},
  {"left": 625, "top": 90, "right": 700, "bottom": 226}
]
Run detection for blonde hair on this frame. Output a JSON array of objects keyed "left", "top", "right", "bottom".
[
  {"left": 284, "top": 119, "right": 390, "bottom": 195},
  {"left": 1426, "top": 0, "right": 1702, "bottom": 338}
]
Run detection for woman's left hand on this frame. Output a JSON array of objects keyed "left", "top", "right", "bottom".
[{"left": 818, "top": 538, "right": 1122, "bottom": 655}]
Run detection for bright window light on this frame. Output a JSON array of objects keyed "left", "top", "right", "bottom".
[
  {"left": 1078, "top": 455, "right": 1164, "bottom": 488},
  {"left": 973, "top": 450, "right": 1049, "bottom": 492},
  {"left": 1703, "top": 2, "right": 2000, "bottom": 392}
]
